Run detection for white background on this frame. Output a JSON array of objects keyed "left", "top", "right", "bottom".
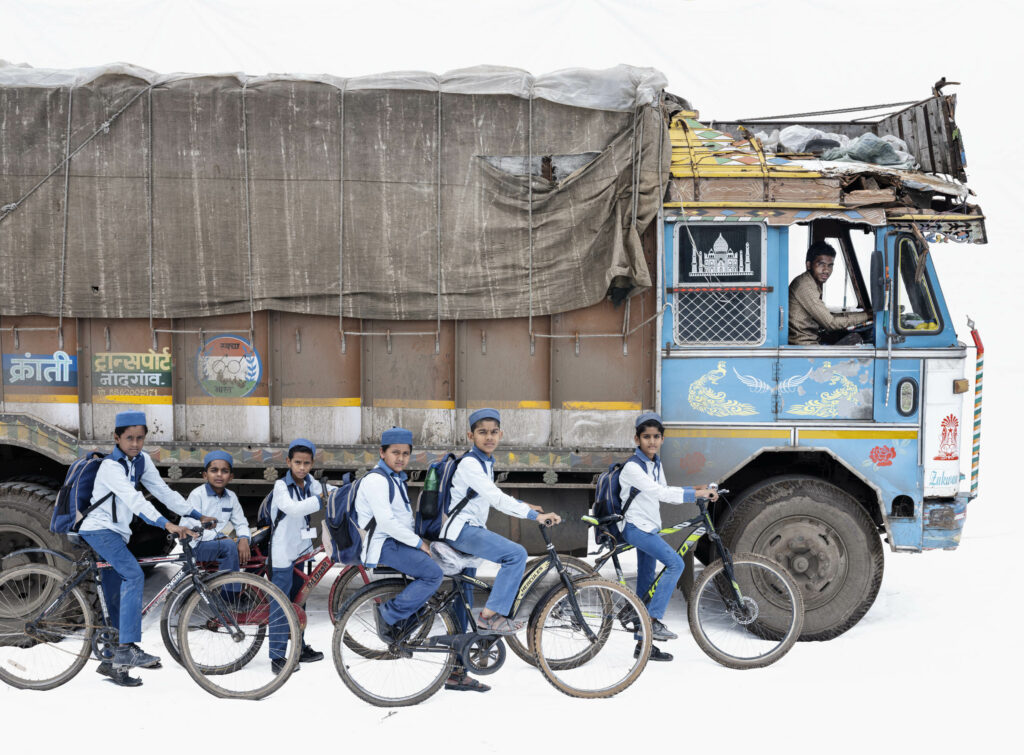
[{"left": 1, "top": 2, "right": 1021, "bottom": 753}]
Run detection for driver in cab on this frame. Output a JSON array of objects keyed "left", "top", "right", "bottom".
[{"left": 789, "top": 241, "right": 872, "bottom": 345}]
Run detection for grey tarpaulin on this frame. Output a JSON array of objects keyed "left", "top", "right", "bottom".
[{"left": 0, "top": 62, "right": 670, "bottom": 320}]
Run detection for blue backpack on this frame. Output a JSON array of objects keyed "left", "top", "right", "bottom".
[
  {"left": 50, "top": 451, "right": 115, "bottom": 534},
  {"left": 591, "top": 458, "right": 642, "bottom": 543},
  {"left": 323, "top": 469, "right": 392, "bottom": 565},
  {"left": 414, "top": 452, "right": 486, "bottom": 541}
]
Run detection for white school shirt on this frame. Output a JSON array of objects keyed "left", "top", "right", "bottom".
[
  {"left": 441, "top": 448, "right": 537, "bottom": 541},
  {"left": 618, "top": 450, "right": 694, "bottom": 534},
  {"left": 79, "top": 448, "right": 198, "bottom": 543},
  {"left": 269, "top": 473, "right": 326, "bottom": 569},
  {"left": 354, "top": 462, "right": 422, "bottom": 566},
  {"left": 181, "top": 484, "right": 251, "bottom": 542}
]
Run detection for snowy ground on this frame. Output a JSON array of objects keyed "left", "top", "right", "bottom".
[{"left": 2, "top": 1, "right": 1022, "bottom": 752}]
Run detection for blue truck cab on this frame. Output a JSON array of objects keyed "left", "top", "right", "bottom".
[{"left": 656, "top": 89, "right": 984, "bottom": 639}]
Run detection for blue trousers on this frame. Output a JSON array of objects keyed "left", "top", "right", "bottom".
[
  {"left": 375, "top": 540, "right": 443, "bottom": 626},
  {"left": 449, "top": 525, "right": 526, "bottom": 617},
  {"left": 623, "top": 522, "right": 685, "bottom": 621},
  {"left": 268, "top": 562, "right": 304, "bottom": 660},
  {"left": 81, "top": 529, "right": 144, "bottom": 644},
  {"left": 193, "top": 538, "right": 240, "bottom": 572}
]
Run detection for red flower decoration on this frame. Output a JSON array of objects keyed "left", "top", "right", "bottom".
[{"left": 869, "top": 446, "right": 896, "bottom": 467}]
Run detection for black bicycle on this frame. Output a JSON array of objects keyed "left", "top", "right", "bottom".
[
  {"left": 332, "top": 522, "right": 652, "bottom": 705},
  {"left": 0, "top": 528, "right": 300, "bottom": 699},
  {"left": 583, "top": 490, "right": 804, "bottom": 669}
]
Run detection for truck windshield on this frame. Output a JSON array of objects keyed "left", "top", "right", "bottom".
[{"left": 894, "top": 236, "right": 943, "bottom": 335}]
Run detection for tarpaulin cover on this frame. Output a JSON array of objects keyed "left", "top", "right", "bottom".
[{"left": 0, "top": 63, "right": 670, "bottom": 320}]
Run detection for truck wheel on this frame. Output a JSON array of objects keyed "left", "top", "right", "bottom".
[
  {"left": 0, "top": 482, "right": 68, "bottom": 575},
  {"left": 719, "top": 475, "right": 884, "bottom": 641}
]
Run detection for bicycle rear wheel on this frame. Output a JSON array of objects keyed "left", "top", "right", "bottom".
[
  {"left": 689, "top": 552, "right": 804, "bottom": 669},
  {"left": 0, "top": 564, "right": 94, "bottom": 690},
  {"left": 178, "top": 572, "right": 298, "bottom": 699},
  {"left": 333, "top": 579, "right": 456, "bottom": 707},
  {"left": 532, "top": 577, "right": 651, "bottom": 699},
  {"left": 327, "top": 564, "right": 373, "bottom": 623}
]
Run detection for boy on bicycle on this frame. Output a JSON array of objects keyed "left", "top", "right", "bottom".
[
  {"left": 267, "top": 438, "right": 332, "bottom": 674},
  {"left": 180, "top": 451, "right": 251, "bottom": 573},
  {"left": 356, "top": 427, "right": 443, "bottom": 643},
  {"left": 78, "top": 410, "right": 207, "bottom": 686},
  {"left": 441, "top": 408, "right": 560, "bottom": 689},
  {"left": 620, "top": 412, "right": 717, "bottom": 661}
]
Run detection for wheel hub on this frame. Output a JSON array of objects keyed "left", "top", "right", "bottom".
[{"left": 756, "top": 517, "right": 848, "bottom": 611}]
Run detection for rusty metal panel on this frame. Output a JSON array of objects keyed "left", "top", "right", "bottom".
[
  {"left": 172, "top": 312, "right": 270, "bottom": 443},
  {"left": 271, "top": 313, "right": 361, "bottom": 445},
  {"left": 361, "top": 320, "right": 455, "bottom": 446},
  {"left": 84, "top": 318, "right": 174, "bottom": 441},
  {"left": 0, "top": 316, "right": 79, "bottom": 433},
  {"left": 456, "top": 317, "right": 551, "bottom": 445}
]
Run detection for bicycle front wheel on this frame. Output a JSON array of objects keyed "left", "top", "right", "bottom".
[
  {"left": 178, "top": 572, "right": 298, "bottom": 699},
  {"left": 333, "top": 579, "right": 456, "bottom": 707},
  {"left": 0, "top": 564, "right": 94, "bottom": 690},
  {"left": 532, "top": 577, "right": 651, "bottom": 699},
  {"left": 159, "top": 573, "right": 217, "bottom": 667},
  {"left": 689, "top": 553, "right": 804, "bottom": 669}
]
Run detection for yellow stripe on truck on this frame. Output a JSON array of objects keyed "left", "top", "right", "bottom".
[{"left": 561, "top": 401, "right": 641, "bottom": 411}]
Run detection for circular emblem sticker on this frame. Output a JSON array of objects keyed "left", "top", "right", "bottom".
[{"left": 196, "top": 336, "right": 262, "bottom": 398}]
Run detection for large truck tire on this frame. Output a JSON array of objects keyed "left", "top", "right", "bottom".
[
  {"left": 0, "top": 481, "right": 68, "bottom": 575},
  {"left": 719, "top": 475, "right": 884, "bottom": 641}
]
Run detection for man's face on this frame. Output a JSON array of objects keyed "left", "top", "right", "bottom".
[{"left": 806, "top": 254, "right": 835, "bottom": 285}]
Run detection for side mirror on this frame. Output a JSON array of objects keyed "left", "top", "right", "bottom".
[{"left": 870, "top": 250, "right": 885, "bottom": 310}]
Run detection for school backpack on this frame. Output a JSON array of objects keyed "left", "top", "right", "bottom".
[
  {"left": 49, "top": 451, "right": 115, "bottom": 534},
  {"left": 323, "top": 469, "right": 392, "bottom": 565},
  {"left": 414, "top": 452, "right": 486, "bottom": 541},
  {"left": 591, "top": 458, "right": 643, "bottom": 543}
]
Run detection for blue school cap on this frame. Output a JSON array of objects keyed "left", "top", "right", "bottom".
[
  {"left": 203, "top": 450, "right": 234, "bottom": 469},
  {"left": 114, "top": 410, "right": 147, "bottom": 427},
  {"left": 469, "top": 408, "right": 501, "bottom": 427},
  {"left": 289, "top": 438, "right": 316, "bottom": 456},
  {"left": 635, "top": 411, "right": 663, "bottom": 429},
  {"left": 381, "top": 427, "right": 414, "bottom": 446}
]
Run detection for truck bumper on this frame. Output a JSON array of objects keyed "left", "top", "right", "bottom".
[{"left": 921, "top": 493, "right": 969, "bottom": 550}]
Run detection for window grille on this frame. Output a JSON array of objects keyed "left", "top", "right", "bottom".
[{"left": 673, "top": 288, "right": 765, "bottom": 345}]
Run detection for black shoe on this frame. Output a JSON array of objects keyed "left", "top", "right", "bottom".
[
  {"left": 112, "top": 643, "right": 162, "bottom": 669},
  {"left": 650, "top": 619, "right": 678, "bottom": 641},
  {"left": 103, "top": 665, "right": 143, "bottom": 687},
  {"left": 373, "top": 604, "right": 397, "bottom": 644},
  {"left": 635, "top": 642, "right": 674, "bottom": 662},
  {"left": 271, "top": 658, "right": 299, "bottom": 675},
  {"left": 445, "top": 666, "right": 491, "bottom": 692},
  {"left": 96, "top": 661, "right": 117, "bottom": 680},
  {"left": 299, "top": 644, "right": 324, "bottom": 663}
]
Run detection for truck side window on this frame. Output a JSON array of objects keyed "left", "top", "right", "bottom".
[
  {"left": 894, "top": 236, "right": 943, "bottom": 335},
  {"left": 673, "top": 223, "right": 765, "bottom": 345}
]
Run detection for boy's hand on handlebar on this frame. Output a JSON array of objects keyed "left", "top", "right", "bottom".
[
  {"left": 695, "top": 485, "right": 719, "bottom": 502},
  {"left": 165, "top": 522, "right": 198, "bottom": 539},
  {"left": 536, "top": 512, "right": 561, "bottom": 526},
  {"left": 199, "top": 516, "right": 218, "bottom": 529}
]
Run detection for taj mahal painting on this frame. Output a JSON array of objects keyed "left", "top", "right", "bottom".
[{"left": 690, "top": 233, "right": 754, "bottom": 276}]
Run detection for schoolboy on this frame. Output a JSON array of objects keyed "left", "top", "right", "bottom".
[
  {"left": 619, "top": 412, "right": 718, "bottom": 661},
  {"left": 441, "top": 408, "right": 560, "bottom": 634},
  {"left": 180, "top": 451, "right": 251, "bottom": 573},
  {"left": 355, "top": 427, "right": 443, "bottom": 643},
  {"left": 78, "top": 410, "right": 208, "bottom": 687},
  {"left": 266, "top": 438, "right": 333, "bottom": 673}
]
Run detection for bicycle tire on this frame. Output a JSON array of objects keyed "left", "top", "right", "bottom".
[
  {"left": 0, "top": 564, "right": 94, "bottom": 690},
  {"left": 178, "top": 572, "right": 299, "bottom": 700},
  {"left": 688, "top": 552, "right": 804, "bottom": 670},
  {"left": 506, "top": 555, "right": 597, "bottom": 667},
  {"left": 333, "top": 579, "right": 456, "bottom": 707},
  {"left": 327, "top": 564, "right": 373, "bottom": 623},
  {"left": 531, "top": 576, "right": 651, "bottom": 699},
  {"left": 159, "top": 573, "right": 217, "bottom": 667}
]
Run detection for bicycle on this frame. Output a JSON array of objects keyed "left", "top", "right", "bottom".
[
  {"left": 582, "top": 488, "right": 804, "bottom": 669},
  {"left": 332, "top": 522, "right": 652, "bottom": 706},
  {"left": 0, "top": 528, "right": 300, "bottom": 699},
  {"left": 160, "top": 525, "right": 373, "bottom": 665}
]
